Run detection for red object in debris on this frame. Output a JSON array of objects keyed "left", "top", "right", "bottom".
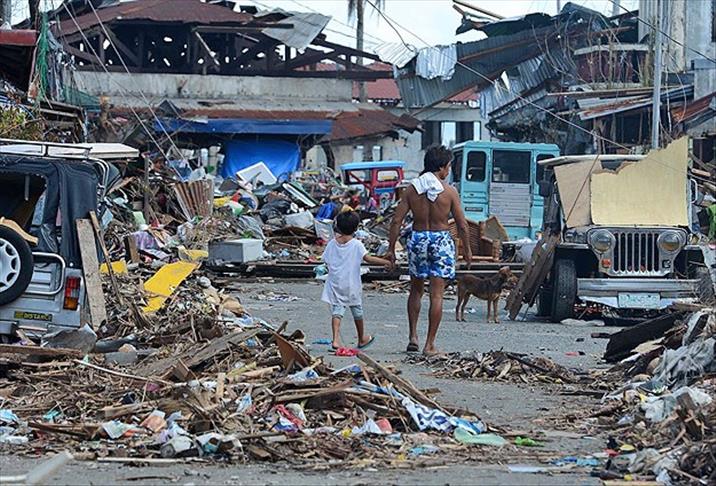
[
  {"left": 565, "top": 351, "right": 579, "bottom": 357},
  {"left": 334, "top": 347, "right": 360, "bottom": 357},
  {"left": 375, "top": 418, "right": 393, "bottom": 434}
]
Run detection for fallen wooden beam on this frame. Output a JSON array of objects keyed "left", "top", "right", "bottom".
[
  {"left": 604, "top": 312, "right": 686, "bottom": 363},
  {"left": 0, "top": 345, "right": 83, "bottom": 358}
]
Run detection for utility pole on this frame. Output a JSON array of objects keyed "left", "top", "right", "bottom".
[
  {"left": 556, "top": 0, "right": 561, "bottom": 14},
  {"left": 651, "top": 0, "right": 664, "bottom": 149},
  {"left": 356, "top": 0, "right": 367, "bottom": 103}
]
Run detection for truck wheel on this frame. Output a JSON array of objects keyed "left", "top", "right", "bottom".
[
  {"left": 537, "top": 287, "right": 553, "bottom": 317},
  {"left": 0, "top": 226, "right": 34, "bottom": 305},
  {"left": 551, "top": 258, "right": 577, "bottom": 323},
  {"left": 694, "top": 267, "right": 715, "bottom": 305}
]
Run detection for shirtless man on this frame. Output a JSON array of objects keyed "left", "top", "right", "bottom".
[{"left": 386, "top": 145, "right": 471, "bottom": 355}]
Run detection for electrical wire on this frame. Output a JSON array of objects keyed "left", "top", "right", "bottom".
[
  {"left": 59, "top": 3, "right": 172, "bottom": 161},
  {"left": 365, "top": 0, "right": 689, "bottom": 157},
  {"left": 84, "top": 0, "right": 184, "bottom": 158},
  {"left": 606, "top": 0, "right": 716, "bottom": 65}
]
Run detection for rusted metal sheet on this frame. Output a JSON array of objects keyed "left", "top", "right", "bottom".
[
  {"left": 0, "top": 29, "right": 37, "bottom": 47},
  {"left": 58, "top": 0, "right": 253, "bottom": 36}
]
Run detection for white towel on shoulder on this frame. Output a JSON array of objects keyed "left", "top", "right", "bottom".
[{"left": 411, "top": 172, "right": 444, "bottom": 202}]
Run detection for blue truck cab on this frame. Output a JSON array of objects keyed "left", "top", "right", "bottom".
[{"left": 451, "top": 141, "right": 559, "bottom": 240}]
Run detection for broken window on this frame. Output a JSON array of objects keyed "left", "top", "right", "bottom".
[
  {"left": 536, "top": 153, "right": 553, "bottom": 184},
  {"left": 421, "top": 121, "right": 440, "bottom": 149},
  {"left": 441, "top": 122, "right": 456, "bottom": 148},
  {"left": 466, "top": 151, "right": 486, "bottom": 182},
  {"left": 492, "top": 150, "right": 530, "bottom": 184}
]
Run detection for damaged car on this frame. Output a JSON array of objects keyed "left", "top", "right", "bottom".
[
  {"left": 535, "top": 138, "right": 715, "bottom": 322},
  {"left": 0, "top": 140, "right": 131, "bottom": 341}
]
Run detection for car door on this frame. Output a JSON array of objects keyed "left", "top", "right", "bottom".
[{"left": 459, "top": 149, "right": 489, "bottom": 222}]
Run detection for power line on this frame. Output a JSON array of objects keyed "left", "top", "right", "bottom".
[
  {"left": 60, "top": 3, "right": 172, "bottom": 161},
  {"left": 364, "top": 0, "right": 697, "bottom": 178},
  {"left": 84, "top": 0, "right": 184, "bottom": 158},
  {"left": 606, "top": 0, "right": 716, "bottom": 64},
  {"left": 366, "top": 0, "right": 655, "bottom": 154}
]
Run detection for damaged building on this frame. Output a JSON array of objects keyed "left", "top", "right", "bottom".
[
  {"left": 51, "top": 0, "right": 419, "bottom": 177},
  {"left": 390, "top": 1, "right": 715, "bottom": 160}
]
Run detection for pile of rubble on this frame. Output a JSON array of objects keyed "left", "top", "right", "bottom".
[
  {"left": 405, "top": 351, "right": 582, "bottom": 385},
  {"left": 1, "top": 299, "right": 496, "bottom": 467},
  {"left": 585, "top": 309, "right": 716, "bottom": 482}
]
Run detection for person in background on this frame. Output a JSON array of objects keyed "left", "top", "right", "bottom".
[
  {"left": 387, "top": 145, "right": 472, "bottom": 355},
  {"left": 322, "top": 211, "right": 392, "bottom": 350}
]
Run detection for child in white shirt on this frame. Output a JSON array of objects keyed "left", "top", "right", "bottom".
[{"left": 321, "top": 210, "right": 391, "bottom": 350}]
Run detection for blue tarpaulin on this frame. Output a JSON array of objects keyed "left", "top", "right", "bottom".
[
  {"left": 221, "top": 138, "right": 300, "bottom": 181},
  {"left": 155, "top": 118, "right": 332, "bottom": 135}
]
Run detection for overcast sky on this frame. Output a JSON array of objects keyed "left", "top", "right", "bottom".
[{"left": 244, "top": 0, "right": 639, "bottom": 49}]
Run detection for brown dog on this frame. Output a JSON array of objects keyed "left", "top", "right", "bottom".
[{"left": 455, "top": 266, "right": 516, "bottom": 323}]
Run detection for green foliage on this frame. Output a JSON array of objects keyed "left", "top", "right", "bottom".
[{"left": 0, "top": 106, "right": 44, "bottom": 140}]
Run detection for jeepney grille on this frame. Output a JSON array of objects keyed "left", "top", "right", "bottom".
[{"left": 611, "top": 230, "right": 662, "bottom": 276}]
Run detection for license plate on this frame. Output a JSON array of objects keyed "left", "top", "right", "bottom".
[
  {"left": 13, "top": 311, "right": 52, "bottom": 322},
  {"left": 618, "top": 293, "right": 660, "bottom": 309}
]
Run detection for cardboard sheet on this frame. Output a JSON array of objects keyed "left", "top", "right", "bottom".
[
  {"left": 554, "top": 160, "right": 598, "bottom": 228},
  {"left": 590, "top": 138, "right": 689, "bottom": 227}
]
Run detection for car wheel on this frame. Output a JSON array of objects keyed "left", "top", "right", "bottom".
[
  {"left": 551, "top": 258, "right": 577, "bottom": 323},
  {"left": 0, "top": 225, "right": 34, "bottom": 305}
]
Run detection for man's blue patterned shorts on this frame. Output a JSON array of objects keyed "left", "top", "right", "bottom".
[{"left": 407, "top": 230, "right": 456, "bottom": 280}]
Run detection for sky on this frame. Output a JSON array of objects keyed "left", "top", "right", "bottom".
[{"left": 17, "top": 0, "right": 638, "bottom": 50}]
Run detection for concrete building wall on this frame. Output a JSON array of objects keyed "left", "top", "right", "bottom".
[
  {"left": 639, "top": 0, "right": 716, "bottom": 97},
  {"left": 305, "top": 130, "right": 423, "bottom": 177},
  {"left": 72, "top": 72, "right": 354, "bottom": 101},
  {"left": 305, "top": 102, "right": 489, "bottom": 177}
]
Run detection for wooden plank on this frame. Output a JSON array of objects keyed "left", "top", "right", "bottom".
[
  {"left": 358, "top": 353, "right": 446, "bottom": 412},
  {"left": 76, "top": 219, "right": 108, "bottom": 327},
  {"left": 0, "top": 344, "right": 83, "bottom": 358},
  {"left": 506, "top": 234, "right": 559, "bottom": 319},
  {"left": 88, "top": 211, "right": 124, "bottom": 306},
  {"left": 604, "top": 312, "right": 685, "bottom": 363}
]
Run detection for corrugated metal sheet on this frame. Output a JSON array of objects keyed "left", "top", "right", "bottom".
[
  {"left": 58, "top": 0, "right": 253, "bottom": 36},
  {"left": 576, "top": 86, "right": 694, "bottom": 120},
  {"left": 395, "top": 24, "right": 557, "bottom": 109},
  {"left": 480, "top": 51, "right": 571, "bottom": 118},
  {"left": 415, "top": 45, "right": 457, "bottom": 80},
  {"left": 373, "top": 42, "right": 418, "bottom": 69},
  {"left": 261, "top": 11, "right": 330, "bottom": 53},
  {"left": 153, "top": 98, "right": 419, "bottom": 141}
]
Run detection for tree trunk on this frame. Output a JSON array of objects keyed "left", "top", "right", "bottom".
[
  {"left": 356, "top": 0, "right": 367, "bottom": 102},
  {"left": 0, "top": 0, "right": 11, "bottom": 25},
  {"left": 28, "top": 0, "right": 40, "bottom": 29}
]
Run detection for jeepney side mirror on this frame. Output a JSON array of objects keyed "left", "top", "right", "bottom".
[{"left": 538, "top": 180, "right": 552, "bottom": 198}]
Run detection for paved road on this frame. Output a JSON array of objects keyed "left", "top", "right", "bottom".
[{"left": 1, "top": 280, "right": 614, "bottom": 485}]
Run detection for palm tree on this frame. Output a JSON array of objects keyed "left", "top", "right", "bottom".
[{"left": 348, "top": 0, "right": 384, "bottom": 102}]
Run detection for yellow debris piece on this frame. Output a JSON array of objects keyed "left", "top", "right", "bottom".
[
  {"left": 100, "top": 260, "right": 128, "bottom": 274},
  {"left": 142, "top": 261, "right": 198, "bottom": 313},
  {"left": 178, "top": 247, "right": 209, "bottom": 262}
]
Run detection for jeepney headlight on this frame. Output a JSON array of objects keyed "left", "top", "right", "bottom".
[
  {"left": 589, "top": 230, "right": 613, "bottom": 253},
  {"left": 657, "top": 231, "right": 683, "bottom": 253}
]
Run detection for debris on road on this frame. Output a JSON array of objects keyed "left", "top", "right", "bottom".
[{"left": 405, "top": 351, "right": 582, "bottom": 385}]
